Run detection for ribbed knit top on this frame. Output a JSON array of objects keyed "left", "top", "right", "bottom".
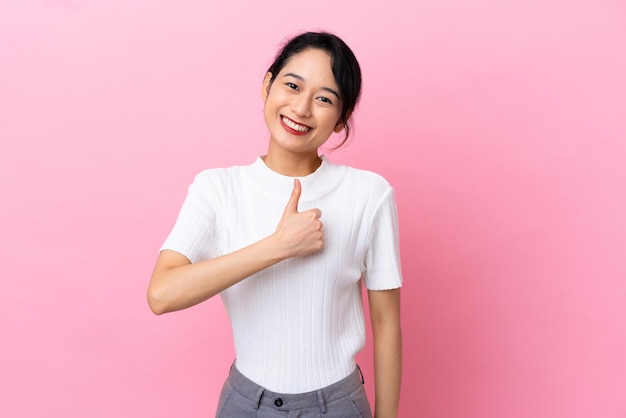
[{"left": 162, "top": 156, "right": 402, "bottom": 393}]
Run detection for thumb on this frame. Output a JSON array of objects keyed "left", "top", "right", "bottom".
[{"left": 284, "top": 179, "right": 302, "bottom": 213}]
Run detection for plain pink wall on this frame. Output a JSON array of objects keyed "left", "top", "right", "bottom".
[{"left": 1, "top": 1, "right": 625, "bottom": 417}]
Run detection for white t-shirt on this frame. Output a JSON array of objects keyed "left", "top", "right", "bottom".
[{"left": 162, "top": 156, "right": 402, "bottom": 393}]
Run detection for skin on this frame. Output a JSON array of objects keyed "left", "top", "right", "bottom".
[
  {"left": 261, "top": 48, "right": 346, "bottom": 176},
  {"left": 147, "top": 47, "right": 402, "bottom": 418}
]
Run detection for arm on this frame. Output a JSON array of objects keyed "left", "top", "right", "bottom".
[
  {"left": 147, "top": 179, "right": 322, "bottom": 314},
  {"left": 368, "top": 288, "right": 402, "bottom": 418}
]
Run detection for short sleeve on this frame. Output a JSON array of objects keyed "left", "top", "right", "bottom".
[
  {"left": 362, "top": 187, "right": 403, "bottom": 290},
  {"left": 160, "top": 172, "right": 222, "bottom": 263}
]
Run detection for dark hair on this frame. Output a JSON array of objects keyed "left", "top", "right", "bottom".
[{"left": 266, "top": 31, "right": 362, "bottom": 147}]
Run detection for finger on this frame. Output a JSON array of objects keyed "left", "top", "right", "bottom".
[
  {"left": 311, "top": 208, "right": 322, "bottom": 219},
  {"left": 284, "top": 178, "right": 302, "bottom": 214}
]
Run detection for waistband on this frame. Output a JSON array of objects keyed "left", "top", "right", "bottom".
[{"left": 226, "top": 363, "right": 365, "bottom": 413}]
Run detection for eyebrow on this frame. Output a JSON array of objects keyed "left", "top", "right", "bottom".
[{"left": 283, "top": 73, "right": 340, "bottom": 100}]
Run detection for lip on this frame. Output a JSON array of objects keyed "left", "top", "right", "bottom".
[{"left": 280, "top": 115, "right": 312, "bottom": 136}]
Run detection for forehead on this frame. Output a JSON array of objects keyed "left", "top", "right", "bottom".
[{"left": 279, "top": 48, "right": 338, "bottom": 87}]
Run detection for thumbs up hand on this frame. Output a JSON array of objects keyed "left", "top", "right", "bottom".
[{"left": 273, "top": 179, "right": 324, "bottom": 258}]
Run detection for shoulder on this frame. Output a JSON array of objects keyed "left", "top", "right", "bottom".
[
  {"left": 184, "top": 164, "right": 251, "bottom": 204},
  {"left": 344, "top": 165, "right": 391, "bottom": 185},
  {"left": 191, "top": 164, "right": 249, "bottom": 189},
  {"left": 341, "top": 165, "right": 394, "bottom": 197},
  {"left": 193, "top": 165, "right": 244, "bottom": 182}
]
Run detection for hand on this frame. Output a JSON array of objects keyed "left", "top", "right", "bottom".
[{"left": 273, "top": 179, "right": 324, "bottom": 258}]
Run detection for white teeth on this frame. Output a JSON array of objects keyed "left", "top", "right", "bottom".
[{"left": 282, "top": 116, "right": 310, "bottom": 132}]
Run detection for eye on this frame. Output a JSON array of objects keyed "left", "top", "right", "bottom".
[
  {"left": 317, "top": 96, "right": 334, "bottom": 105},
  {"left": 286, "top": 82, "right": 299, "bottom": 90}
]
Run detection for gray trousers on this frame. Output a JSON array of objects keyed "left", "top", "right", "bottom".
[{"left": 216, "top": 364, "right": 373, "bottom": 418}]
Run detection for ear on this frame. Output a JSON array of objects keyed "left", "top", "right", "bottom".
[
  {"left": 333, "top": 111, "right": 351, "bottom": 133},
  {"left": 261, "top": 72, "right": 273, "bottom": 102}
]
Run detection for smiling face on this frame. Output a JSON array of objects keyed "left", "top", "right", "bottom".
[{"left": 262, "top": 48, "right": 344, "bottom": 160}]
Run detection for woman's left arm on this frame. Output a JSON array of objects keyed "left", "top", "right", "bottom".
[{"left": 368, "top": 288, "right": 402, "bottom": 418}]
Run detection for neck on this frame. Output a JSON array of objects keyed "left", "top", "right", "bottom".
[{"left": 262, "top": 147, "right": 322, "bottom": 177}]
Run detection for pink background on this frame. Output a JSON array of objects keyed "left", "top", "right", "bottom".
[{"left": 1, "top": 1, "right": 625, "bottom": 417}]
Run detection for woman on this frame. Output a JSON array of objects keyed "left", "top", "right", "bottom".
[{"left": 148, "top": 31, "right": 402, "bottom": 418}]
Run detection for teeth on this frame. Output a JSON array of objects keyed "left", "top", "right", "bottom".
[{"left": 282, "top": 116, "right": 310, "bottom": 132}]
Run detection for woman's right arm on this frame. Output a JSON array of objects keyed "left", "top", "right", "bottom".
[{"left": 147, "top": 179, "right": 321, "bottom": 314}]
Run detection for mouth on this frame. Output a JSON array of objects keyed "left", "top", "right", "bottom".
[{"left": 281, "top": 116, "right": 311, "bottom": 135}]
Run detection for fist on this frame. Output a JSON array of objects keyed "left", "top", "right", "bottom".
[{"left": 274, "top": 179, "right": 324, "bottom": 258}]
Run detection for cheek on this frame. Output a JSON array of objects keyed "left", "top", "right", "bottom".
[
  {"left": 326, "top": 111, "right": 343, "bottom": 129},
  {"left": 264, "top": 89, "right": 286, "bottom": 111},
  {"left": 263, "top": 95, "right": 278, "bottom": 117},
  {"left": 262, "top": 101, "right": 274, "bottom": 126}
]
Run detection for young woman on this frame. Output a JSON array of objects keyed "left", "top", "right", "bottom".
[{"left": 148, "top": 31, "right": 403, "bottom": 418}]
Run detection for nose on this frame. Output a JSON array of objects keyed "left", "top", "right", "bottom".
[{"left": 290, "top": 94, "right": 312, "bottom": 118}]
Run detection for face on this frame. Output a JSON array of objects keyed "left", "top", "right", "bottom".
[{"left": 262, "top": 48, "right": 344, "bottom": 158}]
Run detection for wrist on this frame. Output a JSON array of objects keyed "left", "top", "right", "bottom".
[{"left": 262, "top": 233, "right": 291, "bottom": 263}]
